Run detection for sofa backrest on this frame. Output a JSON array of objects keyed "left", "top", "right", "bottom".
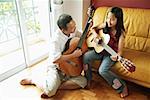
[{"left": 92, "top": 7, "right": 150, "bottom": 53}]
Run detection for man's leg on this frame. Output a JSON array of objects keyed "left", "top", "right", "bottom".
[
  {"left": 20, "top": 66, "right": 61, "bottom": 98},
  {"left": 39, "top": 67, "right": 61, "bottom": 98},
  {"left": 59, "top": 75, "right": 87, "bottom": 89},
  {"left": 59, "top": 80, "right": 81, "bottom": 89},
  {"left": 20, "top": 78, "right": 35, "bottom": 85}
]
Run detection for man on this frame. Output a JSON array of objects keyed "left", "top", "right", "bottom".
[{"left": 20, "top": 14, "right": 87, "bottom": 98}]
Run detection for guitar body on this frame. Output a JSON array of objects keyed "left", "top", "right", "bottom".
[
  {"left": 54, "top": 37, "right": 88, "bottom": 76},
  {"left": 86, "top": 30, "right": 110, "bottom": 53}
]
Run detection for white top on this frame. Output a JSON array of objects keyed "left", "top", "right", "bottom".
[{"left": 47, "top": 29, "right": 81, "bottom": 67}]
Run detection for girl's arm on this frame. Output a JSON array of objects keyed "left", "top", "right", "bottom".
[
  {"left": 111, "top": 32, "right": 125, "bottom": 61},
  {"left": 118, "top": 32, "right": 125, "bottom": 56}
]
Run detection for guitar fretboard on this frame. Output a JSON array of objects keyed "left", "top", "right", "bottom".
[
  {"left": 101, "top": 41, "right": 135, "bottom": 72},
  {"left": 101, "top": 42, "right": 122, "bottom": 61},
  {"left": 77, "top": 18, "right": 92, "bottom": 49}
]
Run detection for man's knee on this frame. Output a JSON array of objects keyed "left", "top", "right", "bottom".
[
  {"left": 46, "top": 89, "right": 57, "bottom": 97},
  {"left": 44, "top": 75, "right": 61, "bottom": 97},
  {"left": 44, "top": 81, "right": 60, "bottom": 97}
]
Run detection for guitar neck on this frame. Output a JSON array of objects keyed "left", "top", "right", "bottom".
[
  {"left": 77, "top": 17, "right": 92, "bottom": 49},
  {"left": 101, "top": 42, "right": 122, "bottom": 61}
]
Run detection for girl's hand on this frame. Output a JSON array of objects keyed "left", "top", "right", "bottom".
[{"left": 110, "top": 55, "right": 118, "bottom": 61}]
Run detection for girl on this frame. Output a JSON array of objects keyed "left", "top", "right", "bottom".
[{"left": 83, "top": 7, "right": 128, "bottom": 98}]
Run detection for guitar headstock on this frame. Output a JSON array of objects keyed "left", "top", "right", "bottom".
[
  {"left": 87, "top": 5, "right": 95, "bottom": 18},
  {"left": 120, "top": 58, "right": 136, "bottom": 73}
]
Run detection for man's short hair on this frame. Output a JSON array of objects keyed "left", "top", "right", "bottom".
[{"left": 57, "top": 14, "right": 72, "bottom": 30}]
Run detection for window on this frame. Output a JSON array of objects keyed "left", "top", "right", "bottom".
[{"left": 0, "top": 0, "right": 51, "bottom": 81}]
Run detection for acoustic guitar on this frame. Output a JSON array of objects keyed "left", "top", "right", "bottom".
[
  {"left": 86, "top": 29, "right": 136, "bottom": 73},
  {"left": 54, "top": 6, "right": 95, "bottom": 76}
]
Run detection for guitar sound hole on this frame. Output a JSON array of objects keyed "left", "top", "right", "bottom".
[{"left": 98, "top": 39, "right": 103, "bottom": 44}]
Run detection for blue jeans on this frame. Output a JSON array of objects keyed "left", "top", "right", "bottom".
[{"left": 83, "top": 50, "right": 126, "bottom": 93}]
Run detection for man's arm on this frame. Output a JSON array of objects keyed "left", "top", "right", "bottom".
[{"left": 54, "top": 49, "right": 82, "bottom": 62}]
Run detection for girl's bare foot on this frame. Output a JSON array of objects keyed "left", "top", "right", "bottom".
[
  {"left": 120, "top": 85, "right": 128, "bottom": 98},
  {"left": 20, "top": 79, "right": 35, "bottom": 86}
]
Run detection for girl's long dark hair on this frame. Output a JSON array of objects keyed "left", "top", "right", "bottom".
[{"left": 107, "top": 7, "right": 125, "bottom": 41}]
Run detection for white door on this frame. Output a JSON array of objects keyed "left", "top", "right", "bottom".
[{"left": 0, "top": 0, "right": 51, "bottom": 81}]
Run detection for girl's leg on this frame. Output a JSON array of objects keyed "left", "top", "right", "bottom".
[
  {"left": 83, "top": 50, "right": 102, "bottom": 86},
  {"left": 98, "top": 56, "right": 128, "bottom": 97}
]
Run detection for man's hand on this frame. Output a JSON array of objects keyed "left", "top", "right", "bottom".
[{"left": 72, "top": 49, "right": 82, "bottom": 58}]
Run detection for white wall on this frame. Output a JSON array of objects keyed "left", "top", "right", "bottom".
[
  {"left": 83, "top": 0, "right": 91, "bottom": 29},
  {"left": 63, "top": 0, "right": 91, "bottom": 31},
  {"left": 63, "top": 0, "right": 83, "bottom": 31},
  {"left": 50, "top": 0, "right": 91, "bottom": 33},
  {"left": 50, "top": 0, "right": 64, "bottom": 36},
  {"left": 38, "top": 0, "right": 51, "bottom": 39}
]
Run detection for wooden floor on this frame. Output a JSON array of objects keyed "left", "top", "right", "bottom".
[{"left": 0, "top": 60, "right": 150, "bottom": 100}]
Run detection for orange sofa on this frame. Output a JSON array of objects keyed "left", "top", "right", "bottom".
[{"left": 90, "top": 7, "right": 150, "bottom": 88}]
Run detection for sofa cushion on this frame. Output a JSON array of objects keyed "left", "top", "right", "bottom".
[
  {"left": 112, "top": 49, "right": 150, "bottom": 87},
  {"left": 123, "top": 8, "right": 150, "bottom": 53}
]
